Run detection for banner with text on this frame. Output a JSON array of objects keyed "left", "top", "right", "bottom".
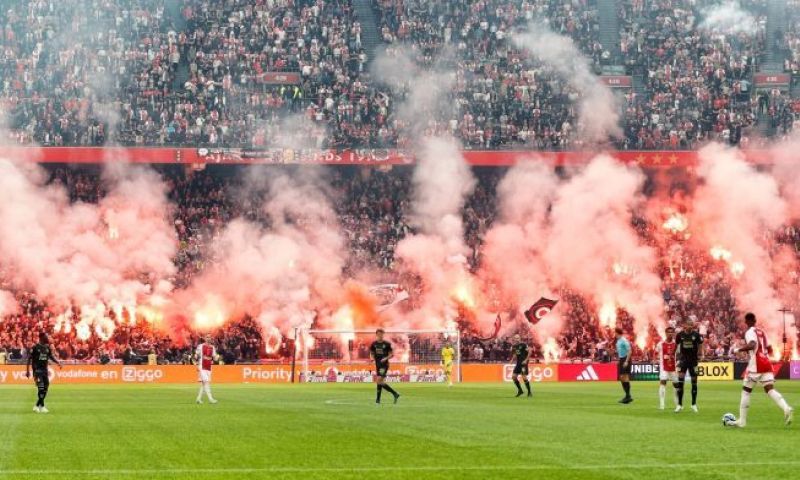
[
  {"left": 0, "top": 147, "right": 787, "bottom": 167},
  {"left": 557, "top": 363, "right": 618, "bottom": 382},
  {"left": 0, "top": 362, "right": 749, "bottom": 384},
  {"left": 696, "top": 362, "right": 734, "bottom": 381},
  {"left": 0, "top": 365, "right": 294, "bottom": 385},
  {"left": 300, "top": 363, "right": 444, "bottom": 383},
  {"left": 502, "top": 364, "right": 559, "bottom": 383},
  {"left": 630, "top": 363, "right": 661, "bottom": 381}
]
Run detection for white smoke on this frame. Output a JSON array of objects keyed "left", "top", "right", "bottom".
[
  {"left": 544, "top": 155, "right": 663, "bottom": 341},
  {"left": 513, "top": 23, "right": 622, "bottom": 143},
  {"left": 699, "top": 1, "right": 758, "bottom": 36},
  {"left": 172, "top": 169, "right": 348, "bottom": 338},
  {"left": 0, "top": 155, "right": 177, "bottom": 314},
  {"left": 691, "top": 144, "right": 786, "bottom": 338}
]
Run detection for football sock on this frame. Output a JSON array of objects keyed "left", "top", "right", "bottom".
[
  {"left": 382, "top": 384, "right": 398, "bottom": 396},
  {"left": 204, "top": 383, "right": 215, "bottom": 401},
  {"left": 738, "top": 390, "right": 751, "bottom": 425},
  {"left": 768, "top": 389, "right": 790, "bottom": 412}
]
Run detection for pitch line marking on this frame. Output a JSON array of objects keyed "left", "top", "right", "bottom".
[
  {"left": 324, "top": 399, "right": 361, "bottom": 405},
  {"left": 4, "top": 461, "right": 800, "bottom": 475}
]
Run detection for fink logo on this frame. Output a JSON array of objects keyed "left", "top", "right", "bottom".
[{"left": 576, "top": 365, "right": 600, "bottom": 381}]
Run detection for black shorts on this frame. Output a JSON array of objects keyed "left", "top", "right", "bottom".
[
  {"left": 33, "top": 370, "right": 49, "bottom": 388},
  {"left": 376, "top": 364, "right": 389, "bottom": 378},
  {"left": 678, "top": 361, "right": 698, "bottom": 376},
  {"left": 512, "top": 364, "right": 528, "bottom": 376},
  {"left": 617, "top": 357, "right": 631, "bottom": 376}
]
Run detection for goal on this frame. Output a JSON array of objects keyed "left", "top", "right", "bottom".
[{"left": 295, "top": 329, "right": 460, "bottom": 383}]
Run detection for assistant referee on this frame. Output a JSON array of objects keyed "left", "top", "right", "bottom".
[{"left": 615, "top": 328, "right": 633, "bottom": 404}]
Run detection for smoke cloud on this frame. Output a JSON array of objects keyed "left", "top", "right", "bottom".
[
  {"left": 394, "top": 137, "right": 477, "bottom": 330},
  {"left": 170, "top": 169, "right": 349, "bottom": 340},
  {"left": 0, "top": 154, "right": 177, "bottom": 335},
  {"left": 699, "top": 1, "right": 758, "bottom": 36},
  {"left": 544, "top": 155, "right": 664, "bottom": 341},
  {"left": 691, "top": 144, "right": 787, "bottom": 341},
  {"left": 513, "top": 24, "right": 621, "bottom": 143}
]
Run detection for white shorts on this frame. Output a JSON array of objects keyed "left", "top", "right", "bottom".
[
  {"left": 659, "top": 370, "right": 679, "bottom": 382},
  {"left": 743, "top": 371, "right": 774, "bottom": 388},
  {"left": 198, "top": 370, "right": 212, "bottom": 383}
]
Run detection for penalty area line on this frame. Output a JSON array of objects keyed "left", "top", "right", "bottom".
[{"left": 4, "top": 461, "right": 800, "bottom": 475}]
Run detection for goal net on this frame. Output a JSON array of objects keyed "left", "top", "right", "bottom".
[{"left": 296, "top": 329, "right": 460, "bottom": 383}]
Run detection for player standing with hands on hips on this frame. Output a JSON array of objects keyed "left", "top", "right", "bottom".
[
  {"left": 616, "top": 328, "right": 633, "bottom": 404},
  {"left": 26, "top": 332, "right": 62, "bottom": 413},
  {"left": 728, "top": 313, "right": 793, "bottom": 427},
  {"left": 370, "top": 329, "right": 400, "bottom": 404}
]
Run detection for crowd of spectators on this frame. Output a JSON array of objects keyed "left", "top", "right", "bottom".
[
  {"left": 4, "top": 0, "right": 797, "bottom": 149},
  {"left": 617, "top": 0, "right": 768, "bottom": 149},
  {"left": 1, "top": 165, "right": 799, "bottom": 365},
  {"left": 372, "top": 0, "right": 602, "bottom": 149}
]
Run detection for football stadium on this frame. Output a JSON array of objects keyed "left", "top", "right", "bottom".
[{"left": 0, "top": 0, "right": 799, "bottom": 478}]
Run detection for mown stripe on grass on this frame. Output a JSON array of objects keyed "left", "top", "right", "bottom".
[{"left": 2, "top": 461, "right": 800, "bottom": 475}]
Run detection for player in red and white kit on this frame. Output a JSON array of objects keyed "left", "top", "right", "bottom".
[
  {"left": 729, "top": 313, "right": 792, "bottom": 427},
  {"left": 195, "top": 335, "right": 218, "bottom": 405},
  {"left": 657, "top": 326, "right": 680, "bottom": 410}
]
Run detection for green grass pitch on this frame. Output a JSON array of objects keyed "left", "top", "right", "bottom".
[{"left": 0, "top": 381, "right": 797, "bottom": 480}]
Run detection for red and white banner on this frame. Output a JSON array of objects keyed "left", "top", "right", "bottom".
[{"left": 0, "top": 147, "right": 790, "bottom": 167}]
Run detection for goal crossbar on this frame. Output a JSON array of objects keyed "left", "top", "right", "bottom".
[{"left": 295, "top": 328, "right": 461, "bottom": 384}]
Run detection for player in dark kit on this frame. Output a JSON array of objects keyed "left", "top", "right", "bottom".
[
  {"left": 369, "top": 329, "right": 400, "bottom": 404},
  {"left": 25, "top": 332, "right": 62, "bottom": 413},
  {"left": 510, "top": 334, "right": 532, "bottom": 397},
  {"left": 675, "top": 318, "right": 703, "bottom": 413}
]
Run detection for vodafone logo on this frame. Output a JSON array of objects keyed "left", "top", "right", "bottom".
[
  {"left": 122, "top": 367, "right": 164, "bottom": 383},
  {"left": 404, "top": 366, "right": 444, "bottom": 376}
]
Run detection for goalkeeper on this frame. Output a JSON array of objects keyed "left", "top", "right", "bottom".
[{"left": 441, "top": 340, "right": 455, "bottom": 387}]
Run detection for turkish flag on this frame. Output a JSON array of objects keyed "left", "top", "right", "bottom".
[{"left": 524, "top": 298, "right": 558, "bottom": 325}]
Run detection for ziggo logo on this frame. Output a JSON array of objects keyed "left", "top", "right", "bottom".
[
  {"left": 122, "top": 367, "right": 164, "bottom": 383},
  {"left": 503, "top": 364, "right": 556, "bottom": 382}
]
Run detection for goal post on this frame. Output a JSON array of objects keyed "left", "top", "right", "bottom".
[{"left": 295, "top": 329, "right": 461, "bottom": 384}]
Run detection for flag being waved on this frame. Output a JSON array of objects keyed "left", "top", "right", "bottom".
[
  {"left": 476, "top": 314, "right": 502, "bottom": 341},
  {"left": 524, "top": 298, "right": 558, "bottom": 325}
]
